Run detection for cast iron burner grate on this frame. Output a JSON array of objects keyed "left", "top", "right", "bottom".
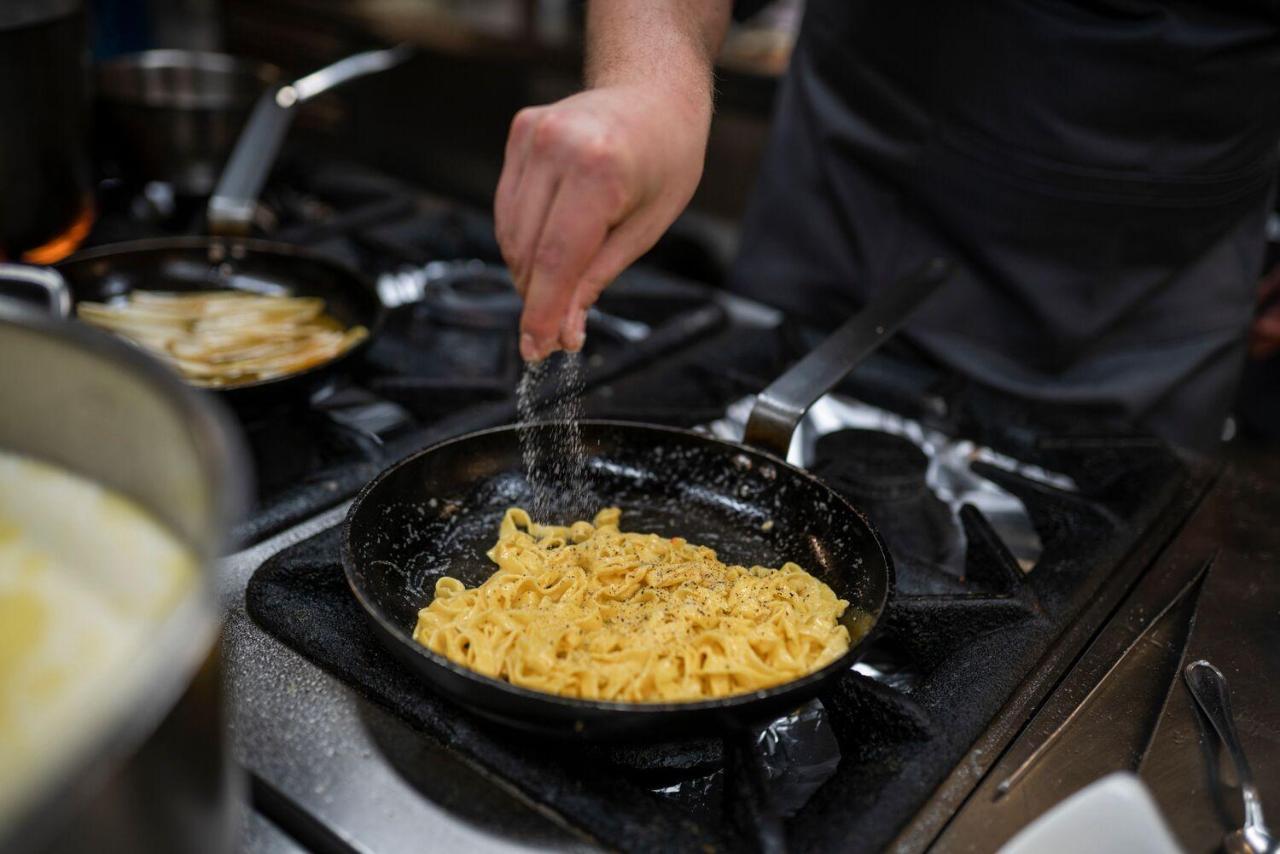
[{"left": 245, "top": 430, "right": 1193, "bottom": 852}]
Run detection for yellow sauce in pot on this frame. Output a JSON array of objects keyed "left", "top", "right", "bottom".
[{"left": 0, "top": 451, "right": 197, "bottom": 827}]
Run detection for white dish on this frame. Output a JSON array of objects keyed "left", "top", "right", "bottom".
[{"left": 997, "top": 772, "right": 1184, "bottom": 854}]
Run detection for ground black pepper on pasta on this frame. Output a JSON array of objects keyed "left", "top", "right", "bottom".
[{"left": 412, "top": 508, "right": 851, "bottom": 702}]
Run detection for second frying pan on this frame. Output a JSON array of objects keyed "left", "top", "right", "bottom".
[{"left": 55, "top": 237, "right": 384, "bottom": 408}]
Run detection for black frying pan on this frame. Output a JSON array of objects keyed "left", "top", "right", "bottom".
[
  {"left": 54, "top": 236, "right": 384, "bottom": 408},
  {"left": 341, "top": 258, "right": 951, "bottom": 743}
]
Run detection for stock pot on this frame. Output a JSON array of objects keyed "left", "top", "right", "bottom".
[{"left": 0, "top": 290, "right": 250, "bottom": 853}]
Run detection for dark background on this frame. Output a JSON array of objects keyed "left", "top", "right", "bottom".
[{"left": 85, "top": 0, "right": 1280, "bottom": 447}]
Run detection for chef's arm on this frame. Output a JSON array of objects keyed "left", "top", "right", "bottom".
[{"left": 495, "top": 0, "right": 733, "bottom": 361}]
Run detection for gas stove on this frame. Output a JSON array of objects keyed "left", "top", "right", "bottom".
[{"left": 88, "top": 159, "right": 1278, "bottom": 853}]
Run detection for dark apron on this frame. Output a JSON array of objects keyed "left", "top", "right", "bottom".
[{"left": 731, "top": 0, "right": 1280, "bottom": 449}]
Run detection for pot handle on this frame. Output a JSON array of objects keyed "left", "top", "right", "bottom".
[
  {"left": 207, "top": 44, "right": 413, "bottom": 237},
  {"left": 742, "top": 257, "right": 951, "bottom": 458},
  {"left": 0, "top": 263, "right": 73, "bottom": 318}
]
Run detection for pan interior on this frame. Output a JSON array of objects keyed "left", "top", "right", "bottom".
[
  {"left": 56, "top": 240, "right": 381, "bottom": 391},
  {"left": 346, "top": 422, "right": 890, "bottom": 668},
  {"left": 58, "top": 240, "right": 377, "bottom": 332}
]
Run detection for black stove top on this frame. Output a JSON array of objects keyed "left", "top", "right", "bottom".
[
  {"left": 242, "top": 385, "right": 1201, "bottom": 853},
  {"left": 88, "top": 157, "right": 1227, "bottom": 852}
]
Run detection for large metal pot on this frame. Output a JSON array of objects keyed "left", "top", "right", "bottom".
[
  {"left": 0, "top": 270, "right": 251, "bottom": 853},
  {"left": 96, "top": 50, "right": 280, "bottom": 196}
]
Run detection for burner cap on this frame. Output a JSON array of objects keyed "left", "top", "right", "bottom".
[
  {"left": 814, "top": 429, "right": 929, "bottom": 501},
  {"left": 422, "top": 262, "right": 520, "bottom": 330}
]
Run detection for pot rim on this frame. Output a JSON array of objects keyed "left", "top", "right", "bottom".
[{"left": 97, "top": 49, "right": 282, "bottom": 110}]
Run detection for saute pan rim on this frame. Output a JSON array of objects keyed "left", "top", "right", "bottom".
[{"left": 341, "top": 418, "right": 895, "bottom": 717}]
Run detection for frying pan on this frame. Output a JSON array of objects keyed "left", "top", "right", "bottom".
[
  {"left": 0, "top": 46, "right": 410, "bottom": 407},
  {"left": 56, "top": 237, "right": 384, "bottom": 408},
  {"left": 0, "top": 237, "right": 384, "bottom": 408},
  {"left": 342, "top": 258, "right": 951, "bottom": 742}
]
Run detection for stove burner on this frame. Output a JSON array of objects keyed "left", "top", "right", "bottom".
[
  {"left": 812, "top": 428, "right": 965, "bottom": 585},
  {"left": 422, "top": 261, "right": 522, "bottom": 331},
  {"left": 814, "top": 429, "right": 929, "bottom": 501},
  {"left": 242, "top": 407, "right": 385, "bottom": 501},
  {"left": 380, "top": 259, "right": 656, "bottom": 345}
]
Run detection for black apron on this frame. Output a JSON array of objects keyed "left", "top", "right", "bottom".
[{"left": 731, "top": 0, "right": 1280, "bottom": 449}]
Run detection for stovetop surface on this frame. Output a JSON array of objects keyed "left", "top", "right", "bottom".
[
  {"left": 234, "top": 378, "right": 1201, "bottom": 853},
  {"left": 84, "top": 159, "right": 1277, "bottom": 853}
]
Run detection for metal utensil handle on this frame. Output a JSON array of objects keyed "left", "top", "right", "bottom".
[
  {"left": 0, "top": 263, "right": 72, "bottom": 318},
  {"left": 206, "top": 90, "right": 291, "bottom": 236},
  {"left": 1184, "top": 660, "right": 1269, "bottom": 835},
  {"left": 742, "top": 257, "right": 951, "bottom": 457},
  {"left": 587, "top": 306, "right": 651, "bottom": 343},
  {"left": 287, "top": 43, "right": 413, "bottom": 105},
  {"left": 207, "top": 44, "right": 412, "bottom": 236}
]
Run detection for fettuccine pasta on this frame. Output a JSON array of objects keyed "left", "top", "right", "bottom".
[
  {"left": 412, "top": 507, "right": 851, "bottom": 702},
  {"left": 78, "top": 291, "right": 367, "bottom": 388}
]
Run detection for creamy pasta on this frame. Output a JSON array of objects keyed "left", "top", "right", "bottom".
[
  {"left": 0, "top": 451, "right": 196, "bottom": 827},
  {"left": 412, "top": 507, "right": 851, "bottom": 702}
]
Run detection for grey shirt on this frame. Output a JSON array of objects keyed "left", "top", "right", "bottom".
[{"left": 731, "top": 0, "right": 1280, "bottom": 449}]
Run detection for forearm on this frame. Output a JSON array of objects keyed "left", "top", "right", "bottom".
[
  {"left": 498, "top": 0, "right": 732, "bottom": 360},
  {"left": 585, "top": 0, "right": 732, "bottom": 116}
]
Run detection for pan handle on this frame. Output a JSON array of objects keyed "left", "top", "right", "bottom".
[
  {"left": 0, "top": 263, "right": 72, "bottom": 318},
  {"left": 742, "top": 257, "right": 951, "bottom": 458},
  {"left": 207, "top": 44, "right": 413, "bottom": 237}
]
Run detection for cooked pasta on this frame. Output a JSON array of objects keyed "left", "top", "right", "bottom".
[
  {"left": 412, "top": 507, "right": 852, "bottom": 702},
  {"left": 78, "top": 291, "right": 367, "bottom": 388}
]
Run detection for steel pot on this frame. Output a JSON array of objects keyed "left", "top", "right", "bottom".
[
  {"left": 96, "top": 50, "right": 280, "bottom": 196},
  {"left": 0, "top": 269, "right": 251, "bottom": 853}
]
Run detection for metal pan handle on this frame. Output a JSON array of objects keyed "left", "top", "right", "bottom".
[
  {"left": 742, "top": 257, "right": 951, "bottom": 458},
  {"left": 0, "top": 263, "right": 73, "bottom": 318},
  {"left": 207, "top": 44, "right": 413, "bottom": 237}
]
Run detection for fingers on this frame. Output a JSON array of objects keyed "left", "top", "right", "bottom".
[
  {"left": 1258, "top": 262, "right": 1280, "bottom": 301},
  {"left": 519, "top": 169, "right": 613, "bottom": 360},
  {"left": 556, "top": 214, "right": 667, "bottom": 350},
  {"left": 1250, "top": 311, "right": 1280, "bottom": 359},
  {"left": 505, "top": 163, "right": 560, "bottom": 300},
  {"left": 497, "top": 95, "right": 679, "bottom": 360},
  {"left": 494, "top": 109, "right": 536, "bottom": 292}
]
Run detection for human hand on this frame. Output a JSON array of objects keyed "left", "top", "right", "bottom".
[
  {"left": 1250, "top": 261, "right": 1280, "bottom": 360},
  {"left": 494, "top": 83, "right": 711, "bottom": 361}
]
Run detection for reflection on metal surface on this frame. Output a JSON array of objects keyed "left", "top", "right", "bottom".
[{"left": 708, "top": 393, "right": 1063, "bottom": 571}]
